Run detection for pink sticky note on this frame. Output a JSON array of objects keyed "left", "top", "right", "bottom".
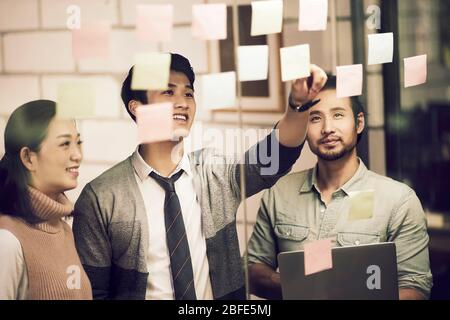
[
  {"left": 72, "top": 22, "right": 110, "bottom": 60},
  {"left": 336, "top": 64, "right": 363, "bottom": 98},
  {"left": 299, "top": 0, "right": 328, "bottom": 31},
  {"left": 304, "top": 238, "right": 333, "bottom": 276},
  {"left": 137, "top": 103, "right": 174, "bottom": 144},
  {"left": 192, "top": 4, "right": 227, "bottom": 40},
  {"left": 404, "top": 55, "right": 427, "bottom": 88},
  {"left": 136, "top": 4, "right": 173, "bottom": 43}
]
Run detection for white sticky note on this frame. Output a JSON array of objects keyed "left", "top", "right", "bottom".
[
  {"left": 197, "top": 72, "right": 236, "bottom": 110},
  {"left": 336, "top": 64, "right": 363, "bottom": 98},
  {"left": 251, "top": 0, "right": 283, "bottom": 36},
  {"left": 136, "top": 4, "right": 173, "bottom": 43},
  {"left": 368, "top": 32, "right": 394, "bottom": 65},
  {"left": 237, "top": 45, "right": 269, "bottom": 82},
  {"left": 56, "top": 82, "right": 96, "bottom": 119},
  {"left": 280, "top": 44, "right": 311, "bottom": 82},
  {"left": 404, "top": 55, "right": 427, "bottom": 88},
  {"left": 192, "top": 3, "right": 227, "bottom": 40},
  {"left": 131, "top": 52, "right": 171, "bottom": 90},
  {"left": 299, "top": 0, "right": 328, "bottom": 31},
  {"left": 136, "top": 102, "right": 174, "bottom": 144}
]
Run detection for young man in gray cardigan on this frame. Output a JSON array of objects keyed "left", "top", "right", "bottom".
[{"left": 73, "top": 53, "right": 327, "bottom": 300}]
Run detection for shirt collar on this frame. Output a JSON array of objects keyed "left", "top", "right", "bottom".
[
  {"left": 299, "top": 158, "right": 368, "bottom": 195},
  {"left": 131, "top": 146, "right": 192, "bottom": 182}
]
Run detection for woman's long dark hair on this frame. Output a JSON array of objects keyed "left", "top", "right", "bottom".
[{"left": 0, "top": 100, "right": 56, "bottom": 223}]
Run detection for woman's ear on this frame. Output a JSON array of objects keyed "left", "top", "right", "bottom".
[
  {"left": 356, "top": 112, "right": 365, "bottom": 135},
  {"left": 19, "top": 147, "right": 37, "bottom": 172},
  {"left": 128, "top": 100, "right": 142, "bottom": 119}
]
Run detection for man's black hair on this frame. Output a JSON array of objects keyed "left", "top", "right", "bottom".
[{"left": 121, "top": 53, "right": 195, "bottom": 121}]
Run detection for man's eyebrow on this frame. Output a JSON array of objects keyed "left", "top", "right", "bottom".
[
  {"left": 309, "top": 110, "right": 323, "bottom": 116},
  {"left": 168, "top": 83, "right": 194, "bottom": 91},
  {"left": 330, "top": 106, "right": 347, "bottom": 112}
]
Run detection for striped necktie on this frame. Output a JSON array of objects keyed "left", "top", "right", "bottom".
[{"left": 149, "top": 170, "right": 197, "bottom": 300}]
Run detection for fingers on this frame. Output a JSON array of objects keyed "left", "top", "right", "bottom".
[{"left": 309, "top": 64, "right": 328, "bottom": 94}]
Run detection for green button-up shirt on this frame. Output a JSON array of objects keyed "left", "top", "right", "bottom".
[{"left": 248, "top": 160, "right": 433, "bottom": 298}]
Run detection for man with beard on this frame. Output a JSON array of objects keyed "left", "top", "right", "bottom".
[{"left": 246, "top": 76, "right": 432, "bottom": 300}]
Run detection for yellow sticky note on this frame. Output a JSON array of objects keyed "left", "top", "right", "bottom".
[
  {"left": 251, "top": 0, "right": 283, "bottom": 36},
  {"left": 348, "top": 190, "right": 374, "bottom": 221},
  {"left": 56, "top": 82, "right": 95, "bottom": 119},
  {"left": 280, "top": 44, "right": 311, "bottom": 82},
  {"left": 131, "top": 52, "right": 171, "bottom": 90}
]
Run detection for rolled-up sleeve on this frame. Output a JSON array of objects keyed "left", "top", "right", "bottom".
[
  {"left": 387, "top": 188, "right": 433, "bottom": 298},
  {"left": 247, "top": 189, "right": 278, "bottom": 269}
]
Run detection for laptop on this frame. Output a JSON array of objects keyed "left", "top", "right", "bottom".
[{"left": 278, "top": 242, "right": 399, "bottom": 300}]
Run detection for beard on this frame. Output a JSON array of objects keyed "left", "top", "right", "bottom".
[{"left": 313, "top": 136, "right": 357, "bottom": 161}]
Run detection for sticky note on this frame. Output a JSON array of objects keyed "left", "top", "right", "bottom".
[
  {"left": 299, "top": 0, "right": 328, "bottom": 31},
  {"left": 251, "top": 0, "right": 283, "bottom": 36},
  {"left": 404, "top": 55, "right": 427, "bottom": 88},
  {"left": 56, "top": 83, "right": 96, "bottom": 119},
  {"left": 72, "top": 22, "right": 110, "bottom": 60},
  {"left": 137, "top": 102, "right": 174, "bottom": 144},
  {"left": 336, "top": 64, "right": 363, "bottom": 98},
  {"left": 368, "top": 32, "right": 394, "bottom": 65},
  {"left": 238, "top": 45, "right": 269, "bottom": 81},
  {"left": 304, "top": 238, "right": 333, "bottom": 276},
  {"left": 348, "top": 190, "right": 374, "bottom": 221},
  {"left": 131, "top": 52, "right": 171, "bottom": 90},
  {"left": 197, "top": 72, "right": 236, "bottom": 110},
  {"left": 192, "top": 4, "right": 227, "bottom": 40},
  {"left": 280, "top": 44, "right": 311, "bottom": 82},
  {"left": 136, "top": 4, "right": 173, "bottom": 43}
]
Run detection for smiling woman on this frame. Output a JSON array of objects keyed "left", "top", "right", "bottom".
[{"left": 0, "top": 100, "right": 92, "bottom": 300}]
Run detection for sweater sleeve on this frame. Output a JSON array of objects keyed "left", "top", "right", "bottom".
[{"left": 0, "top": 229, "right": 28, "bottom": 300}]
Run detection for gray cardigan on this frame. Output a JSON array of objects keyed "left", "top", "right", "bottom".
[{"left": 73, "top": 131, "right": 303, "bottom": 299}]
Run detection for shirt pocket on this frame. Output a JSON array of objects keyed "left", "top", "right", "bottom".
[
  {"left": 337, "top": 231, "right": 380, "bottom": 247},
  {"left": 274, "top": 223, "right": 309, "bottom": 246}
]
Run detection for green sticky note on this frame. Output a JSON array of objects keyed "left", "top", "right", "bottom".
[
  {"left": 348, "top": 190, "right": 374, "bottom": 221},
  {"left": 56, "top": 82, "right": 96, "bottom": 119},
  {"left": 131, "top": 52, "right": 171, "bottom": 90}
]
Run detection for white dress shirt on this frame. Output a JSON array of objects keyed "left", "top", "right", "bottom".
[{"left": 131, "top": 148, "right": 213, "bottom": 300}]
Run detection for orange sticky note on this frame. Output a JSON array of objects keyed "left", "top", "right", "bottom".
[
  {"left": 192, "top": 4, "right": 227, "bottom": 40},
  {"left": 304, "top": 238, "right": 333, "bottom": 276},
  {"left": 404, "top": 55, "right": 427, "bottom": 88},
  {"left": 299, "top": 0, "right": 328, "bottom": 31},
  {"left": 336, "top": 64, "right": 363, "bottom": 98},
  {"left": 251, "top": 0, "right": 283, "bottom": 36},
  {"left": 136, "top": 103, "right": 174, "bottom": 144},
  {"left": 136, "top": 4, "right": 173, "bottom": 43},
  {"left": 72, "top": 22, "right": 110, "bottom": 60}
]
